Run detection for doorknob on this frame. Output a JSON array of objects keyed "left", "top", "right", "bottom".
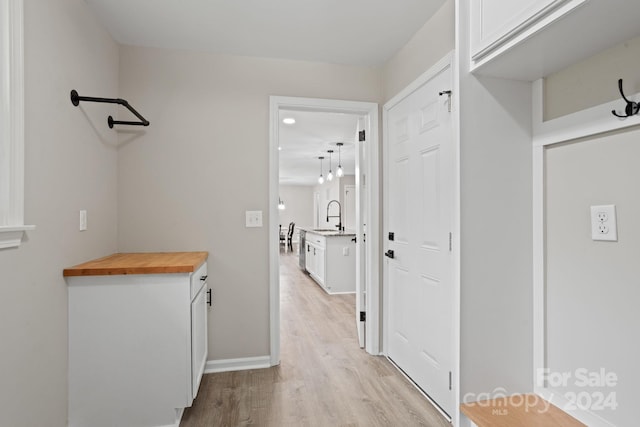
[{"left": 385, "top": 250, "right": 394, "bottom": 259}]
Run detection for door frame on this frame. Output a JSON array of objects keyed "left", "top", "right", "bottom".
[
  {"left": 382, "top": 51, "right": 460, "bottom": 426},
  {"left": 269, "top": 96, "right": 381, "bottom": 363}
]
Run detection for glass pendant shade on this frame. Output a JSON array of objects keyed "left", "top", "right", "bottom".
[
  {"left": 318, "top": 156, "right": 325, "bottom": 184},
  {"left": 336, "top": 143, "right": 344, "bottom": 177},
  {"left": 327, "top": 150, "right": 334, "bottom": 181}
]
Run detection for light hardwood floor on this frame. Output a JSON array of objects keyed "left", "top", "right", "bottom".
[{"left": 180, "top": 250, "right": 450, "bottom": 427}]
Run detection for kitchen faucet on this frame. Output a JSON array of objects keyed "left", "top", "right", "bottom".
[{"left": 326, "top": 200, "right": 343, "bottom": 231}]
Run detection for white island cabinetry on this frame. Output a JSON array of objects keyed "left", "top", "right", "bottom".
[
  {"left": 304, "top": 230, "right": 355, "bottom": 294},
  {"left": 64, "top": 252, "right": 209, "bottom": 427}
]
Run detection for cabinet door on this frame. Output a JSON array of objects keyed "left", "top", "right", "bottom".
[
  {"left": 305, "top": 243, "right": 314, "bottom": 275},
  {"left": 315, "top": 247, "right": 325, "bottom": 286},
  {"left": 471, "top": 0, "right": 567, "bottom": 60},
  {"left": 191, "top": 284, "right": 207, "bottom": 400}
]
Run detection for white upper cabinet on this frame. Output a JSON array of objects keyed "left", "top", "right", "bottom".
[
  {"left": 471, "top": 0, "right": 573, "bottom": 61},
  {"left": 468, "top": 0, "right": 640, "bottom": 81}
]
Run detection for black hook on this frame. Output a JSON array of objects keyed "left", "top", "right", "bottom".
[{"left": 611, "top": 79, "right": 640, "bottom": 118}]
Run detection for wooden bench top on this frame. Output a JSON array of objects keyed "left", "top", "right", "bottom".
[
  {"left": 460, "top": 394, "right": 586, "bottom": 427},
  {"left": 63, "top": 252, "right": 208, "bottom": 277}
]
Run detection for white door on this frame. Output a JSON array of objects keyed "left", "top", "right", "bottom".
[
  {"left": 385, "top": 64, "right": 454, "bottom": 416},
  {"left": 355, "top": 117, "right": 367, "bottom": 348}
]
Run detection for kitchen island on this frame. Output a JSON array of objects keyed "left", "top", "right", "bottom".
[
  {"left": 299, "top": 228, "right": 356, "bottom": 294},
  {"left": 64, "top": 252, "right": 209, "bottom": 427}
]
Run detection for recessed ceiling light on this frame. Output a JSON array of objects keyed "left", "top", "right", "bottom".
[{"left": 282, "top": 117, "right": 295, "bottom": 125}]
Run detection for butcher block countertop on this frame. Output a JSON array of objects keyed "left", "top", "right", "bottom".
[{"left": 63, "top": 252, "right": 208, "bottom": 277}]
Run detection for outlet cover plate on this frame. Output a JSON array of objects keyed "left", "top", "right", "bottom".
[
  {"left": 245, "top": 210, "right": 263, "bottom": 228},
  {"left": 79, "top": 210, "right": 87, "bottom": 231},
  {"left": 590, "top": 205, "right": 617, "bottom": 241}
]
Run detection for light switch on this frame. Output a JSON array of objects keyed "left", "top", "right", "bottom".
[
  {"left": 79, "top": 210, "right": 87, "bottom": 231},
  {"left": 245, "top": 210, "right": 263, "bottom": 228},
  {"left": 590, "top": 205, "right": 617, "bottom": 241}
]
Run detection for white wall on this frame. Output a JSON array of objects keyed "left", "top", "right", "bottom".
[
  {"left": 0, "top": 1, "right": 119, "bottom": 426},
  {"left": 545, "top": 130, "right": 640, "bottom": 427},
  {"left": 383, "top": 0, "right": 455, "bottom": 102},
  {"left": 544, "top": 35, "right": 640, "bottom": 120},
  {"left": 541, "top": 35, "right": 640, "bottom": 427},
  {"left": 278, "top": 185, "right": 314, "bottom": 238},
  {"left": 457, "top": 0, "right": 534, "bottom": 399},
  {"left": 117, "top": 45, "right": 382, "bottom": 361}
]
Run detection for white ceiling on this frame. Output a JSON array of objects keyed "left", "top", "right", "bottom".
[
  {"left": 279, "top": 110, "right": 360, "bottom": 186},
  {"left": 85, "top": 0, "right": 446, "bottom": 66}
]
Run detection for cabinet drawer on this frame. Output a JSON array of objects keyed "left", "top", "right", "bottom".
[
  {"left": 310, "top": 235, "right": 326, "bottom": 248},
  {"left": 191, "top": 262, "right": 208, "bottom": 300}
]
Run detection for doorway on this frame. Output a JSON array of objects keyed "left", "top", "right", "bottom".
[{"left": 269, "top": 96, "right": 380, "bottom": 363}]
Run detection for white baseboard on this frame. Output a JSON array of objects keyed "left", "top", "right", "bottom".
[{"left": 204, "top": 356, "right": 272, "bottom": 374}]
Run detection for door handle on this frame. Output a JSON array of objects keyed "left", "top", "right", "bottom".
[
  {"left": 206, "top": 288, "right": 212, "bottom": 307},
  {"left": 385, "top": 250, "right": 394, "bottom": 259}
]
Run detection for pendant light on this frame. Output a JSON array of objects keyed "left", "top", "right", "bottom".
[
  {"left": 278, "top": 197, "right": 286, "bottom": 210},
  {"left": 336, "top": 143, "right": 344, "bottom": 177},
  {"left": 327, "top": 150, "right": 334, "bottom": 181},
  {"left": 318, "top": 156, "right": 325, "bottom": 184}
]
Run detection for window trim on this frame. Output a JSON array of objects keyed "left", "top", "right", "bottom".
[{"left": 0, "top": 0, "right": 34, "bottom": 249}]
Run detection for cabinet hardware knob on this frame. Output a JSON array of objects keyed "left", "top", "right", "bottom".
[{"left": 200, "top": 275, "right": 208, "bottom": 281}]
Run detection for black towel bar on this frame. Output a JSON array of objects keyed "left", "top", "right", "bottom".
[{"left": 70, "top": 89, "right": 150, "bottom": 128}]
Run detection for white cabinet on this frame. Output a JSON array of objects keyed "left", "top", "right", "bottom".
[
  {"left": 306, "top": 234, "right": 326, "bottom": 287},
  {"left": 305, "top": 242, "right": 316, "bottom": 279},
  {"left": 190, "top": 263, "right": 208, "bottom": 400},
  {"left": 304, "top": 231, "right": 355, "bottom": 294},
  {"left": 468, "top": 0, "right": 640, "bottom": 81},
  {"left": 315, "top": 246, "right": 325, "bottom": 285},
  {"left": 66, "top": 256, "right": 208, "bottom": 427},
  {"left": 470, "top": 0, "right": 565, "bottom": 61}
]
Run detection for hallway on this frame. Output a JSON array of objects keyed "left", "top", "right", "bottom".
[{"left": 180, "top": 251, "right": 450, "bottom": 426}]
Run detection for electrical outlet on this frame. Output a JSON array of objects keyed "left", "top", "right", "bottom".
[{"left": 590, "top": 205, "right": 617, "bottom": 241}]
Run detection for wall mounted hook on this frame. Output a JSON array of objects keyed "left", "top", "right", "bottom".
[{"left": 611, "top": 79, "right": 640, "bottom": 118}]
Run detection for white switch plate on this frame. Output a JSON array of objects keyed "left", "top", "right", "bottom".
[
  {"left": 79, "top": 210, "right": 87, "bottom": 231},
  {"left": 590, "top": 205, "right": 617, "bottom": 241},
  {"left": 245, "top": 210, "right": 263, "bottom": 228}
]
